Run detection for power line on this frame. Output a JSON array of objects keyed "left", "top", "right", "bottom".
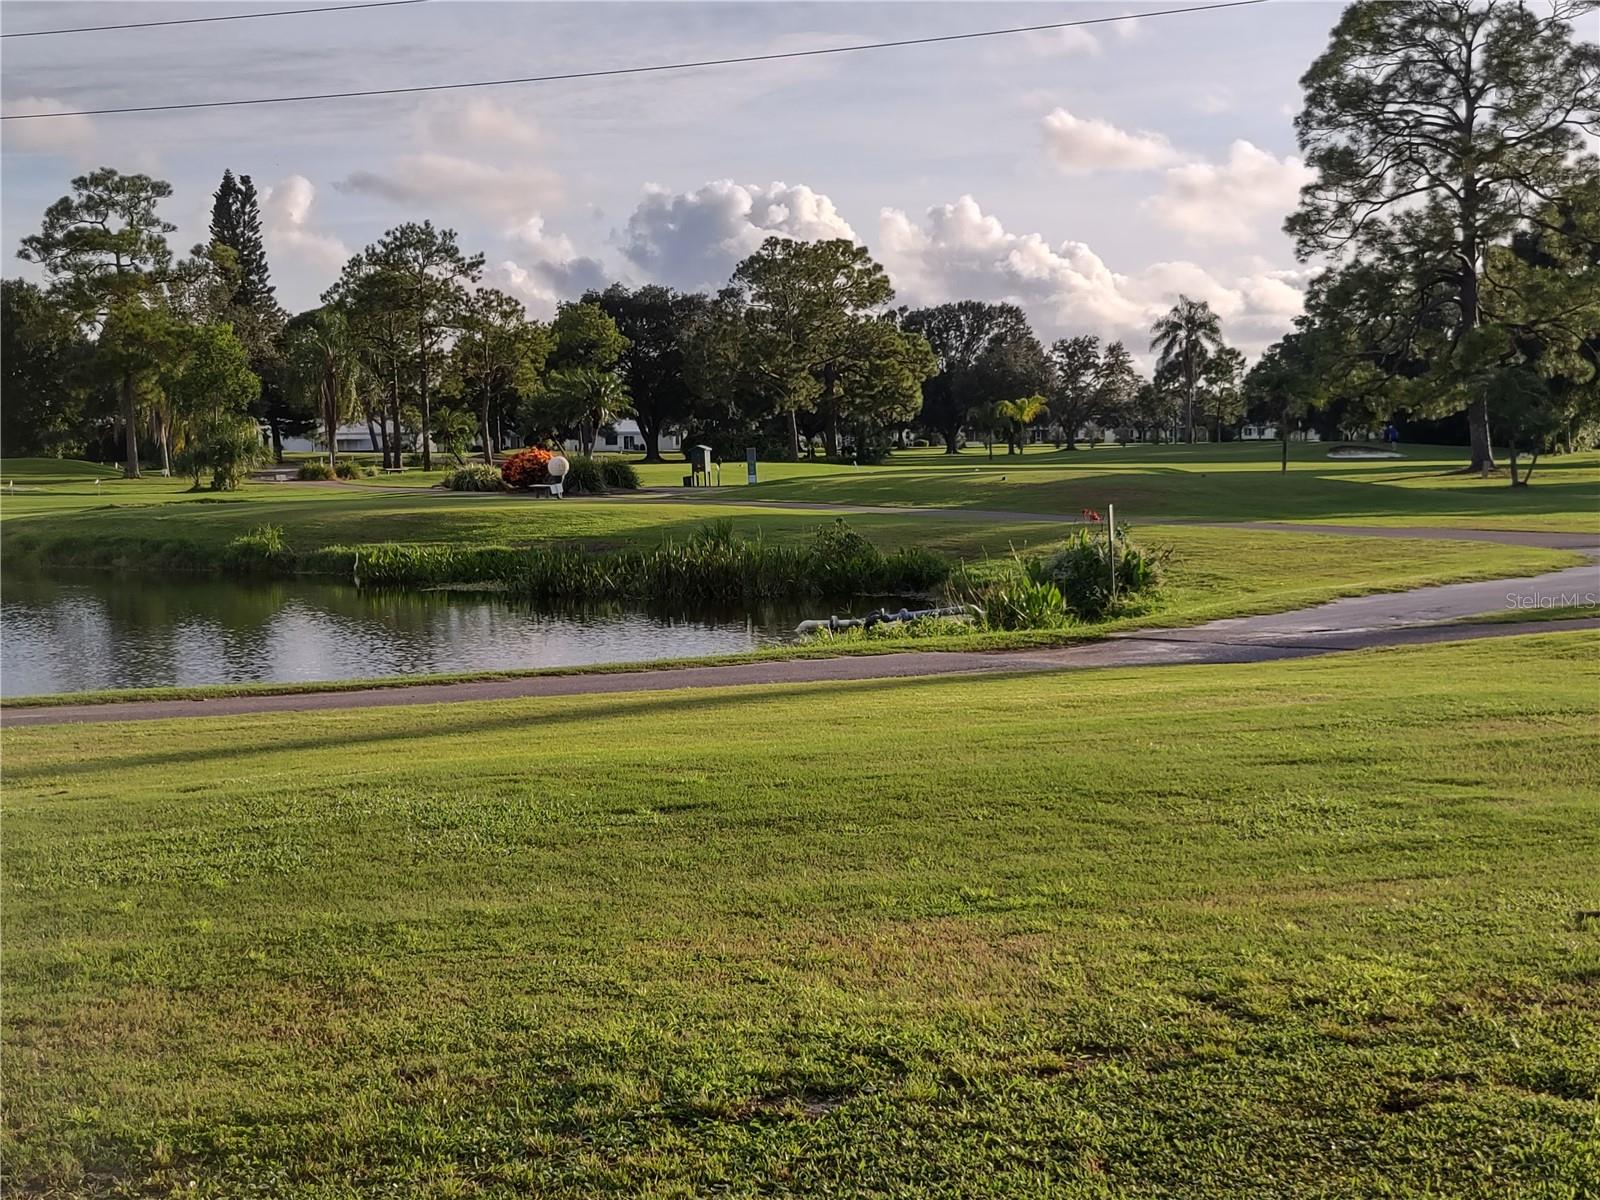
[
  {"left": 0, "top": 0, "right": 1269, "bottom": 121},
  {"left": 1, "top": 0, "right": 427, "bottom": 40}
]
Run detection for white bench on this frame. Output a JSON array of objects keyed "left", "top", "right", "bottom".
[{"left": 529, "top": 482, "right": 564, "bottom": 499}]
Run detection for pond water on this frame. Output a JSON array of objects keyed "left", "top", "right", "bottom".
[{"left": 0, "top": 570, "right": 891, "bottom": 697}]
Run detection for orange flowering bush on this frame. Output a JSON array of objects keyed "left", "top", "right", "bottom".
[{"left": 501, "top": 447, "right": 553, "bottom": 489}]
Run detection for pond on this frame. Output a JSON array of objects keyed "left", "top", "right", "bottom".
[{"left": 0, "top": 570, "right": 894, "bottom": 697}]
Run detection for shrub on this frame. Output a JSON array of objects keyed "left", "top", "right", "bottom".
[
  {"left": 561, "top": 454, "right": 607, "bottom": 495},
  {"left": 296, "top": 461, "right": 335, "bottom": 481},
  {"left": 975, "top": 577, "right": 1073, "bottom": 631},
  {"left": 502, "top": 447, "right": 553, "bottom": 489},
  {"left": 443, "top": 464, "right": 504, "bottom": 492},
  {"left": 221, "top": 524, "right": 290, "bottom": 573},
  {"left": 598, "top": 457, "right": 640, "bottom": 490},
  {"left": 334, "top": 461, "right": 374, "bottom": 480},
  {"left": 1025, "top": 526, "right": 1166, "bottom": 620}
]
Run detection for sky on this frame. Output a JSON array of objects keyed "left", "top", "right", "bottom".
[{"left": 1, "top": 0, "right": 1355, "bottom": 359}]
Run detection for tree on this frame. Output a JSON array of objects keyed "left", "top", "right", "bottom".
[
  {"left": 97, "top": 302, "right": 186, "bottom": 476},
  {"left": 834, "top": 318, "right": 938, "bottom": 460},
  {"left": 1201, "top": 345, "right": 1246, "bottom": 442},
  {"left": 1047, "top": 335, "right": 1102, "bottom": 450},
  {"left": 1468, "top": 182, "right": 1600, "bottom": 483},
  {"left": 680, "top": 290, "right": 794, "bottom": 455},
  {"left": 429, "top": 405, "right": 478, "bottom": 466},
  {"left": 901, "top": 302, "right": 1041, "bottom": 454},
  {"left": 967, "top": 326, "right": 1052, "bottom": 453},
  {"left": 1245, "top": 328, "right": 1323, "bottom": 472},
  {"left": 335, "top": 222, "right": 483, "bottom": 470},
  {"left": 1094, "top": 341, "right": 1141, "bottom": 439},
  {"left": 1, "top": 279, "right": 99, "bottom": 457},
  {"left": 1288, "top": 0, "right": 1600, "bottom": 473},
  {"left": 326, "top": 257, "right": 412, "bottom": 467},
  {"left": 457, "top": 288, "right": 550, "bottom": 462},
  {"left": 532, "top": 368, "right": 631, "bottom": 455},
  {"left": 585, "top": 283, "right": 707, "bottom": 462},
  {"left": 284, "top": 307, "right": 360, "bottom": 470},
  {"left": 550, "top": 299, "right": 628, "bottom": 372},
  {"left": 995, "top": 394, "right": 1050, "bottom": 455},
  {"left": 18, "top": 168, "right": 176, "bottom": 477},
  {"left": 1132, "top": 365, "right": 1184, "bottom": 444},
  {"left": 209, "top": 170, "right": 275, "bottom": 313},
  {"left": 725, "top": 237, "right": 895, "bottom": 460},
  {"left": 1150, "top": 296, "right": 1223, "bottom": 444},
  {"left": 167, "top": 323, "right": 262, "bottom": 490}
]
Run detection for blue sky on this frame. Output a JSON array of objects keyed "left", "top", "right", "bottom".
[{"left": 2, "top": 1, "right": 1357, "bottom": 356}]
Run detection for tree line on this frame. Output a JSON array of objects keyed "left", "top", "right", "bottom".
[{"left": 4, "top": 166, "right": 1250, "bottom": 483}]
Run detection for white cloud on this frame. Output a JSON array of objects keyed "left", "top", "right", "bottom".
[
  {"left": 334, "top": 153, "right": 562, "bottom": 229},
  {"left": 618, "top": 179, "right": 857, "bottom": 290},
  {"left": 1146, "top": 140, "right": 1314, "bottom": 243},
  {"left": 416, "top": 97, "right": 542, "bottom": 150},
  {"left": 1, "top": 97, "right": 98, "bottom": 160},
  {"left": 1041, "top": 107, "right": 1175, "bottom": 172},
  {"left": 260, "top": 175, "right": 349, "bottom": 279},
  {"left": 877, "top": 194, "right": 1302, "bottom": 356},
  {"left": 1193, "top": 89, "right": 1235, "bottom": 115},
  {"left": 490, "top": 216, "right": 606, "bottom": 316},
  {"left": 1022, "top": 27, "right": 1102, "bottom": 57}
]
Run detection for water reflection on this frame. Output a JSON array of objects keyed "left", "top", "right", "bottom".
[{"left": 0, "top": 570, "right": 872, "bottom": 696}]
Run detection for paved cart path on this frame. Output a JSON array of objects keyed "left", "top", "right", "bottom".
[{"left": 6, "top": 544, "right": 1594, "bottom": 726}]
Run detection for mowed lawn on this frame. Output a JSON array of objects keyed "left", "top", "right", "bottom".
[
  {"left": 8, "top": 443, "right": 1599, "bottom": 535},
  {"left": 734, "top": 443, "right": 1600, "bottom": 531},
  {"left": 4, "top": 632, "right": 1597, "bottom": 1197}
]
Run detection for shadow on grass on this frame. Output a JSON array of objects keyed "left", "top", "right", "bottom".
[{"left": 5, "top": 669, "right": 1058, "bottom": 784}]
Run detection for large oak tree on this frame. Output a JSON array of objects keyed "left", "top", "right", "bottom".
[{"left": 1288, "top": 0, "right": 1600, "bottom": 472}]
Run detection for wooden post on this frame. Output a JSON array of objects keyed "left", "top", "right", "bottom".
[{"left": 1107, "top": 502, "right": 1117, "bottom": 604}]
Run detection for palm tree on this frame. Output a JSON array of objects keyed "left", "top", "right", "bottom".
[
  {"left": 1149, "top": 296, "right": 1223, "bottom": 444},
  {"left": 285, "top": 307, "right": 360, "bottom": 470},
  {"left": 430, "top": 405, "right": 477, "bottom": 465},
  {"left": 995, "top": 394, "right": 1049, "bottom": 455},
  {"left": 545, "top": 367, "right": 632, "bottom": 455}
]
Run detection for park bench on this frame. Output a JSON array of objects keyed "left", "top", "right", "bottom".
[{"left": 529, "top": 481, "right": 564, "bottom": 499}]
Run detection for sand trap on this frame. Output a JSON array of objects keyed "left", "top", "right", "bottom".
[{"left": 1327, "top": 448, "right": 1404, "bottom": 459}]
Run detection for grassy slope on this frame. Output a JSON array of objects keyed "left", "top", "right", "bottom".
[
  {"left": 735, "top": 443, "right": 1600, "bottom": 531},
  {"left": 3, "top": 632, "right": 1597, "bottom": 1197}
]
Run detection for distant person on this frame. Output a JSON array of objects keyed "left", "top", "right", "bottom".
[{"left": 1384, "top": 423, "right": 1400, "bottom": 448}]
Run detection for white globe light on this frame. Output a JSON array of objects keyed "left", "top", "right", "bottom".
[{"left": 547, "top": 454, "right": 570, "bottom": 478}]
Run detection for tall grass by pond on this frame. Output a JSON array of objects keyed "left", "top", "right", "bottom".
[
  {"left": 329, "top": 520, "right": 949, "bottom": 603},
  {"left": 6, "top": 518, "right": 950, "bottom": 605}
]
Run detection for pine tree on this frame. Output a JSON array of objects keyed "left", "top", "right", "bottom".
[{"left": 209, "top": 168, "right": 275, "bottom": 311}]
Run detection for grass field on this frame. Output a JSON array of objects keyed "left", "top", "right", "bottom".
[
  {"left": 8, "top": 442, "right": 1598, "bottom": 531},
  {"left": 3, "top": 632, "right": 1596, "bottom": 1196}
]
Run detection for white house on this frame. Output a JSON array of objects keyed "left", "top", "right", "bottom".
[
  {"left": 1239, "top": 424, "right": 1322, "bottom": 441},
  {"left": 564, "top": 420, "right": 682, "bottom": 456},
  {"left": 274, "top": 422, "right": 389, "bottom": 455}
]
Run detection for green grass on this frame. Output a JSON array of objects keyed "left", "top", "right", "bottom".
[
  {"left": 734, "top": 442, "right": 1600, "bottom": 531},
  {"left": 1447, "top": 602, "right": 1600, "bottom": 625},
  {"left": 11, "top": 443, "right": 1597, "bottom": 536},
  {"left": 3, "top": 632, "right": 1597, "bottom": 1196}
]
